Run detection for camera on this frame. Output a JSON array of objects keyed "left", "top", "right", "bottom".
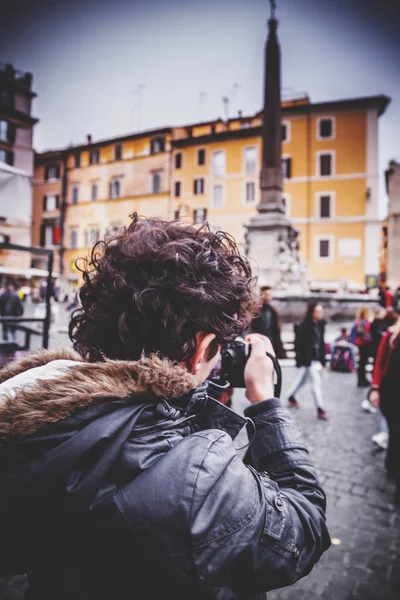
[
  {"left": 209, "top": 337, "right": 282, "bottom": 397},
  {"left": 209, "top": 337, "right": 250, "bottom": 388}
]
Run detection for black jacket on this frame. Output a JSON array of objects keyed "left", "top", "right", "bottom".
[
  {"left": 294, "top": 319, "right": 326, "bottom": 368},
  {"left": 0, "top": 350, "right": 330, "bottom": 600},
  {"left": 251, "top": 304, "right": 286, "bottom": 359}
]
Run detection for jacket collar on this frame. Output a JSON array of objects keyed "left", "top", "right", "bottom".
[{"left": 0, "top": 348, "right": 246, "bottom": 446}]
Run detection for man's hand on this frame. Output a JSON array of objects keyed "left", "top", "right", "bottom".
[
  {"left": 369, "top": 389, "right": 380, "bottom": 408},
  {"left": 244, "top": 334, "right": 275, "bottom": 404}
]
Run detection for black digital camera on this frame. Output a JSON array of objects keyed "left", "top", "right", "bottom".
[{"left": 209, "top": 337, "right": 282, "bottom": 397}]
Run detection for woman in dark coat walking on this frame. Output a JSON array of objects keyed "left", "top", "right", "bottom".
[{"left": 287, "top": 302, "right": 328, "bottom": 420}]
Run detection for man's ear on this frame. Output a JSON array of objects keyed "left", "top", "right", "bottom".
[{"left": 190, "top": 333, "right": 217, "bottom": 374}]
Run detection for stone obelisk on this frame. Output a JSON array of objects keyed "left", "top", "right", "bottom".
[{"left": 245, "top": 1, "right": 300, "bottom": 289}]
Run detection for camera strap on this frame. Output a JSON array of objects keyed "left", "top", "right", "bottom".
[{"left": 266, "top": 352, "right": 282, "bottom": 398}]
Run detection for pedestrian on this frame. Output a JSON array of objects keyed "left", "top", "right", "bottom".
[
  {"left": 370, "top": 307, "right": 398, "bottom": 360},
  {"left": 385, "top": 286, "right": 393, "bottom": 309},
  {"left": 349, "top": 307, "right": 372, "bottom": 387},
  {"left": 287, "top": 302, "right": 328, "bottom": 420},
  {"left": 329, "top": 326, "right": 357, "bottom": 372},
  {"left": 0, "top": 216, "right": 330, "bottom": 599},
  {"left": 0, "top": 283, "right": 24, "bottom": 343},
  {"left": 370, "top": 318, "right": 400, "bottom": 505},
  {"left": 250, "top": 285, "right": 286, "bottom": 358}
]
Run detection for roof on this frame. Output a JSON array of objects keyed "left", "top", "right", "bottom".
[
  {"left": 36, "top": 126, "right": 173, "bottom": 157},
  {"left": 281, "top": 94, "right": 391, "bottom": 117}
]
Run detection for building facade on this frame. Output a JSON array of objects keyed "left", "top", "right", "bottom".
[
  {"left": 171, "top": 95, "right": 389, "bottom": 290},
  {"left": 385, "top": 161, "right": 400, "bottom": 289},
  {"left": 32, "top": 150, "right": 65, "bottom": 275},
  {"left": 0, "top": 63, "right": 38, "bottom": 276},
  {"left": 0, "top": 63, "right": 38, "bottom": 174},
  {"left": 33, "top": 94, "right": 390, "bottom": 291},
  {"left": 62, "top": 129, "right": 172, "bottom": 290}
]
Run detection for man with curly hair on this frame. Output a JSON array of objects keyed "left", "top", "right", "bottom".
[{"left": 0, "top": 215, "right": 330, "bottom": 600}]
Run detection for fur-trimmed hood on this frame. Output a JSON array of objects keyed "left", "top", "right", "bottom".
[{"left": 0, "top": 347, "right": 196, "bottom": 447}]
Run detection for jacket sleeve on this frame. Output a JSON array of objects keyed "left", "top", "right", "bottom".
[
  {"left": 372, "top": 331, "right": 391, "bottom": 387},
  {"left": 189, "top": 400, "right": 330, "bottom": 593}
]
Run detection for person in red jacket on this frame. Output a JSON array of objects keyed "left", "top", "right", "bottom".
[{"left": 370, "top": 318, "right": 400, "bottom": 505}]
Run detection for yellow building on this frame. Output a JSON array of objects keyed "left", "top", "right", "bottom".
[
  {"left": 61, "top": 128, "right": 173, "bottom": 289},
  {"left": 34, "top": 94, "right": 390, "bottom": 291},
  {"left": 171, "top": 95, "right": 390, "bottom": 289}
]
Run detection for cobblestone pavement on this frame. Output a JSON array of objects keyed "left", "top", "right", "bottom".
[
  {"left": 267, "top": 367, "right": 400, "bottom": 600},
  {"left": 1, "top": 317, "right": 400, "bottom": 599}
]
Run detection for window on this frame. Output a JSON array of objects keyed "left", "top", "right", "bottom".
[
  {"left": 0, "top": 120, "right": 15, "bottom": 143},
  {"left": 43, "top": 194, "right": 59, "bottom": 211},
  {"left": 317, "top": 193, "right": 333, "bottom": 218},
  {"left": 315, "top": 236, "right": 334, "bottom": 261},
  {"left": 212, "top": 184, "right": 224, "bottom": 208},
  {"left": 244, "top": 181, "right": 256, "bottom": 204},
  {"left": 281, "top": 121, "right": 290, "bottom": 142},
  {"left": 109, "top": 178, "right": 121, "bottom": 199},
  {"left": 151, "top": 136, "right": 165, "bottom": 154},
  {"left": 193, "top": 208, "right": 207, "bottom": 225},
  {"left": 175, "top": 153, "right": 182, "bottom": 169},
  {"left": 212, "top": 151, "right": 225, "bottom": 177},
  {"left": 240, "top": 121, "right": 252, "bottom": 129},
  {"left": 0, "top": 92, "right": 13, "bottom": 111},
  {"left": 70, "top": 229, "right": 78, "bottom": 249},
  {"left": 282, "top": 157, "right": 292, "bottom": 179},
  {"left": 45, "top": 164, "right": 60, "bottom": 180},
  {"left": 174, "top": 181, "right": 181, "bottom": 197},
  {"left": 194, "top": 178, "right": 204, "bottom": 195},
  {"left": 318, "top": 152, "right": 334, "bottom": 176},
  {"left": 318, "top": 117, "right": 334, "bottom": 139},
  {"left": 244, "top": 147, "right": 257, "bottom": 175},
  {"left": 114, "top": 143, "right": 122, "bottom": 161},
  {"left": 0, "top": 149, "right": 14, "bottom": 165},
  {"left": 197, "top": 149, "right": 206, "bottom": 166},
  {"left": 85, "top": 228, "right": 100, "bottom": 247},
  {"left": 72, "top": 185, "right": 79, "bottom": 204},
  {"left": 91, "top": 183, "right": 98, "bottom": 201},
  {"left": 89, "top": 149, "right": 100, "bottom": 165},
  {"left": 40, "top": 221, "right": 60, "bottom": 247},
  {"left": 74, "top": 153, "right": 81, "bottom": 168},
  {"left": 152, "top": 171, "right": 162, "bottom": 194}
]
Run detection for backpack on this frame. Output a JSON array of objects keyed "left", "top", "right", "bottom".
[
  {"left": 349, "top": 320, "right": 371, "bottom": 347},
  {"left": 331, "top": 346, "right": 355, "bottom": 373}
]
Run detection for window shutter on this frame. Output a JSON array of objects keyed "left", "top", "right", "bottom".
[
  {"left": 53, "top": 224, "right": 60, "bottom": 245},
  {"left": 109, "top": 182, "right": 112, "bottom": 198},
  {"left": 40, "top": 223, "right": 46, "bottom": 247},
  {"left": 56, "top": 164, "right": 60, "bottom": 179},
  {"left": 55, "top": 195, "right": 59, "bottom": 209},
  {"left": 45, "top": 165, "right": 50, "bottom": 180},
  {"left": 43, "top": 196, "right": 47, "bottom": 211},
  {"left": 7, "top": 123, "right": 16, "bottom": 144},
  {"left": 6, "top": 150, "right": 14, "bottom": 166},
  {"left": 287, "top": 158, "right": 292, "bottom": 178}
]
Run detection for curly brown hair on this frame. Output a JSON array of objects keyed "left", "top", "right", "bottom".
[{"left": 69, "top": 215, "right": 256, "bottom": 363}]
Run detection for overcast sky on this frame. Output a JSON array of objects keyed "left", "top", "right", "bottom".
[{"left": 1, "top": 0, "right": 399, "bottom": 208}]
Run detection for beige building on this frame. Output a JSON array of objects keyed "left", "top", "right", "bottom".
[{"left": 385, "top": 160, "right": 400, "bottom": 289}]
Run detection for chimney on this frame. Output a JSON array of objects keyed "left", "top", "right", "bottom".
[
  {"left": 87, "top": 134, "right": 92, "bottom": 144},
  {"left": 238, "top": 110, "right": 243, "bottom": 118}
]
